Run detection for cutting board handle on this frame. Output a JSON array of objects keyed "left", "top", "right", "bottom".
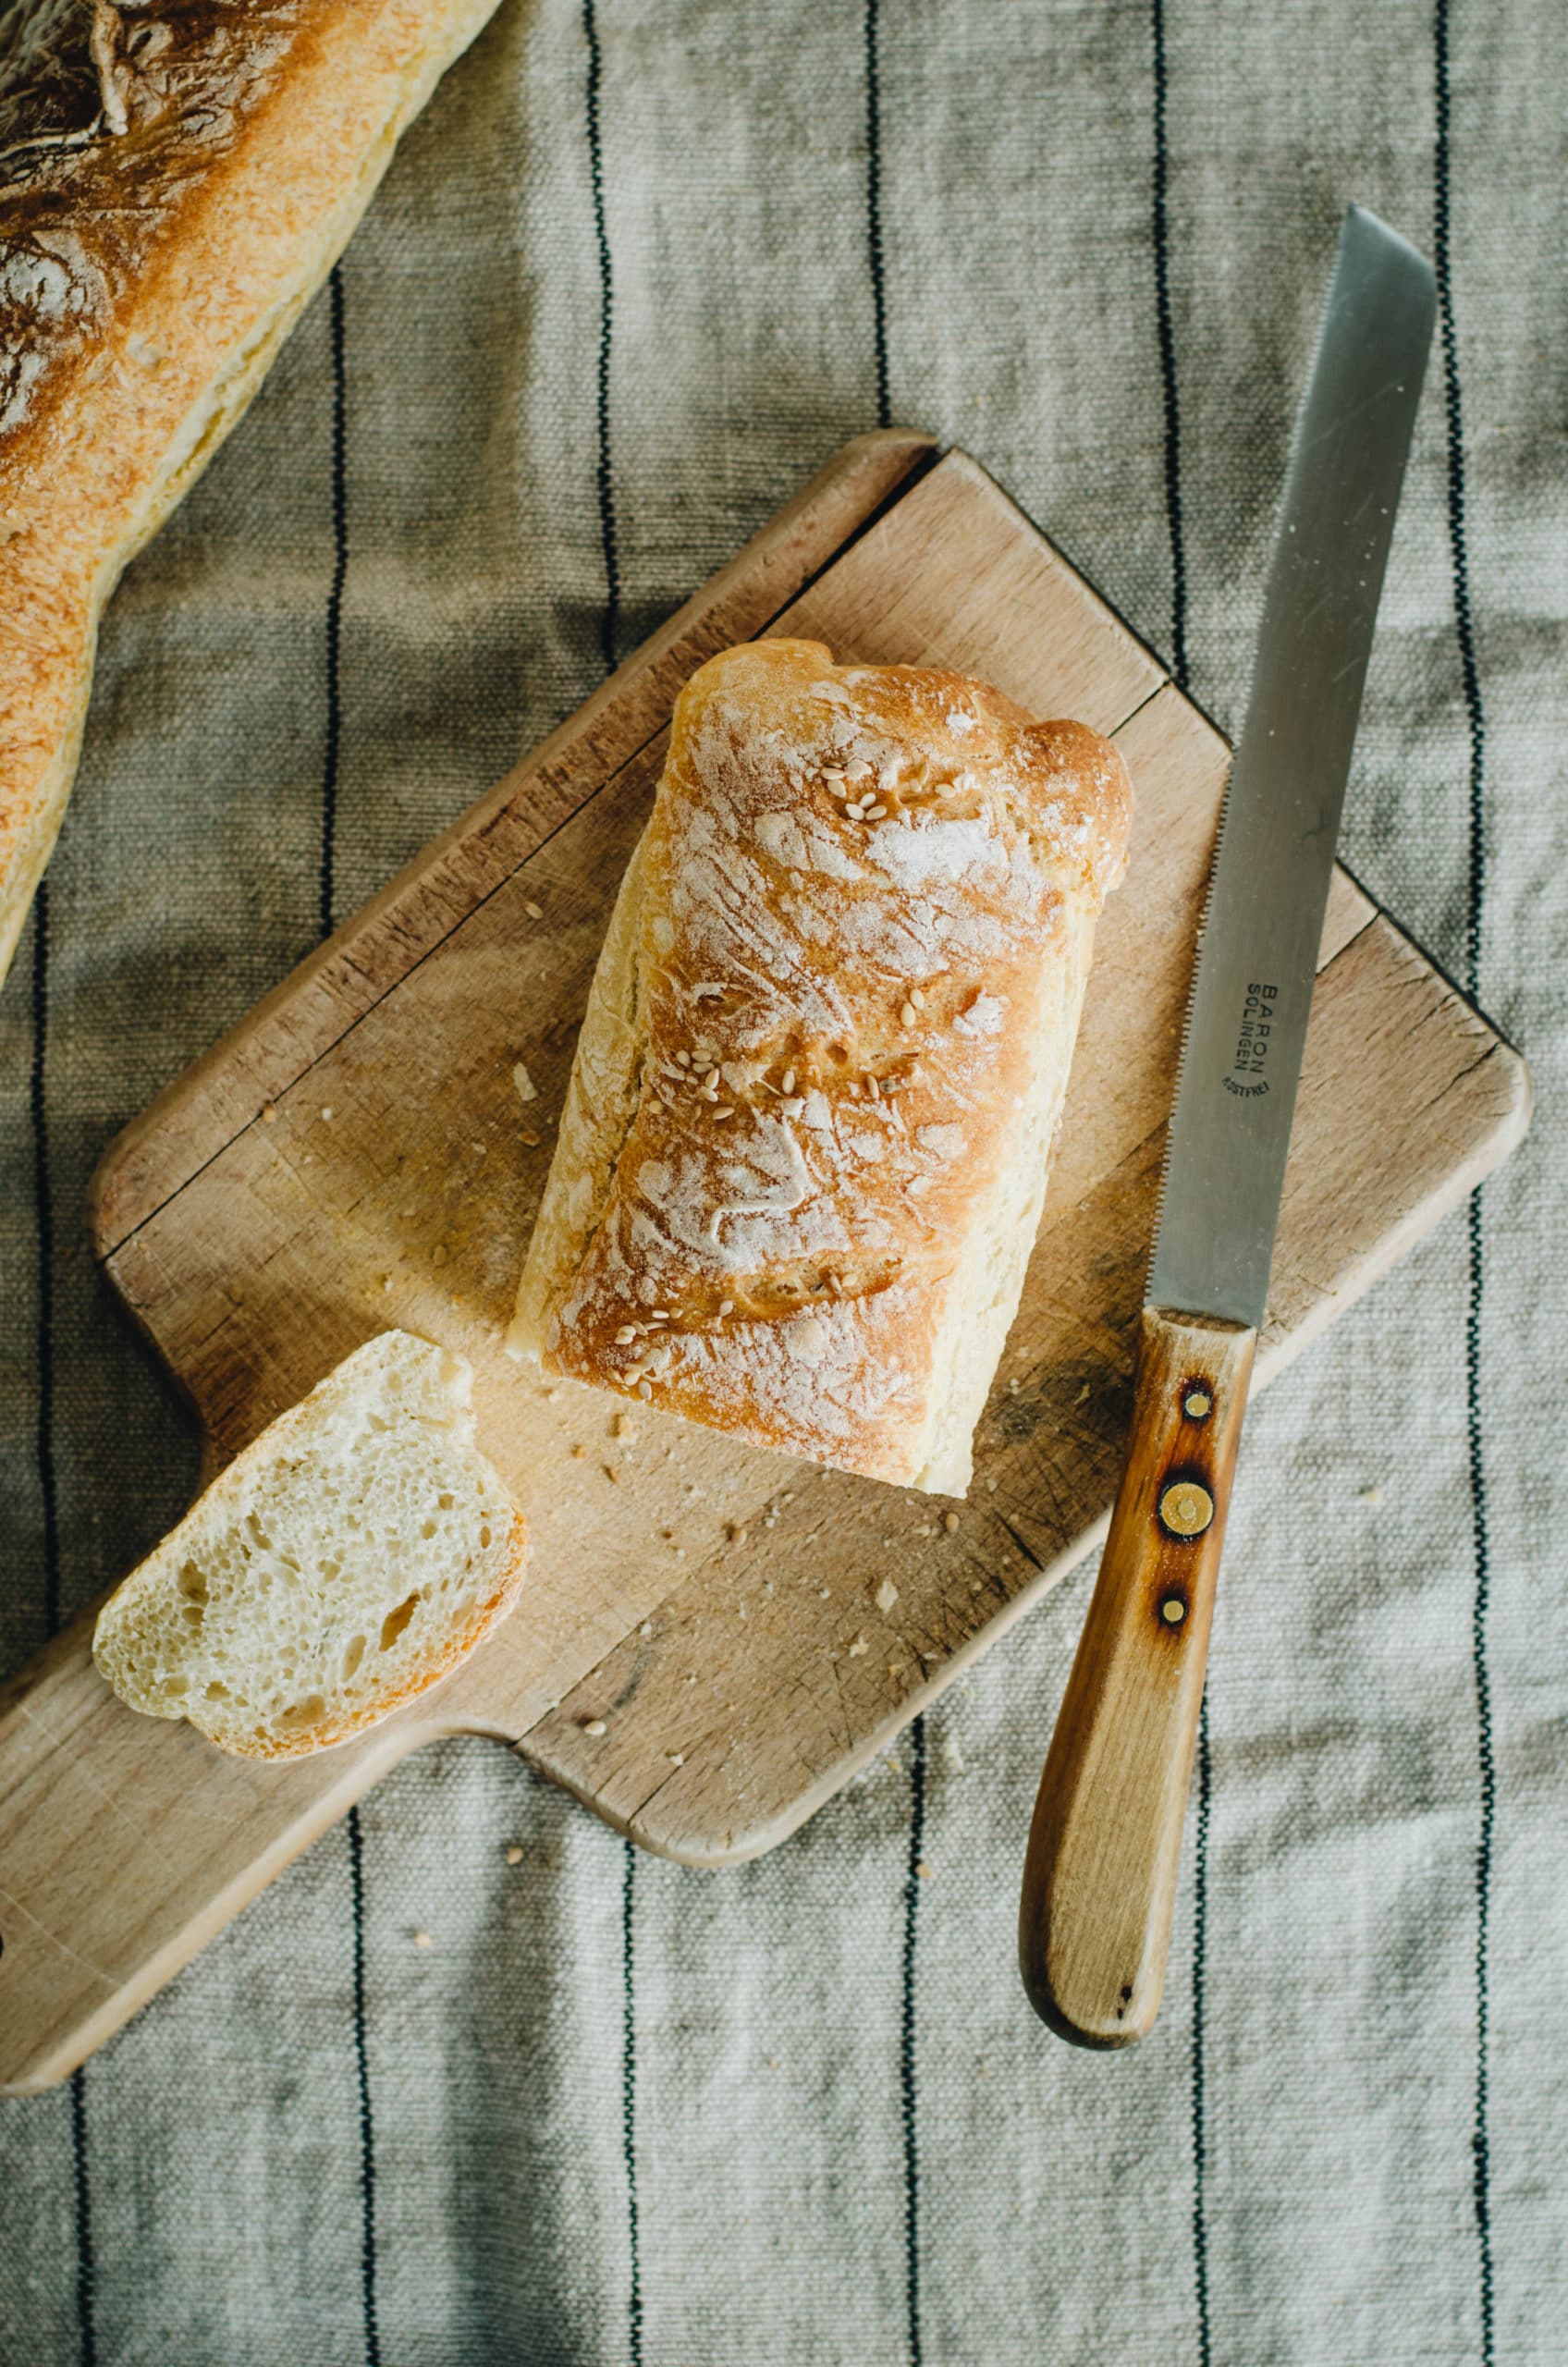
[
  {"left": 0, "top": 1608, "right": 476, "bottom": 2094},
  {"left": 1018, "top": 1308, "right": 1256, "bottom": 2046}
]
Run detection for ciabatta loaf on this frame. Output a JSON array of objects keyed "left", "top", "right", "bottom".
[
  {"left": 510, "top": 639, "right": 1133, "bottom": 1495},
  {"left": 93, "top": 1331, "right": 526, "bottom": 1760},
  {"left": 0, "top": 0, "right": 503, "bottom": 984}
]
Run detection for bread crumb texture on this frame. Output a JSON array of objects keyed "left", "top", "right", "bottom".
[
  {"left": 92, "top": 1331, "right": 527, "bottom": 1760},
  {"left": 513, "top": 638, "right": 1131, "bottom": 1494}
]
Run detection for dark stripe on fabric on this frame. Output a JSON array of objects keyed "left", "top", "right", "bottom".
[
  {"left": 582, "top": 0, "right": 620, "bottom": 676},
  {"left": 30, "top": 884, "right": 62, "bottom": 1639},
  {"left": 865, "top": 15, "right": 919, "bottom": 2351},
  {"left": 1151, "top": 9, "right": 1211, "bottom": 2349},
  {"left": 1433, "top": 10, "right": 1495, "bottom": 2356},
  {"left": 1190, "top": 1697, "right": 1214, "bottom": 2367},
  {"left": 1463, "top": 1190, "right": 1495, "bottom": 2365},
  {"left": 32, "top": 884, "right": 97, "bottom": 2360},
  {"left": 863, "top": 0, "right": 891, "bottom": 431},
  {"left": 319, "top": 264, "right": 349, "bottom": 942},
  {"left": 1149, "top": 0, "right": 1188, "bottom": 690},
  {"left": 319, "top": 259, "right": 382, "bottom": 2367},
  {"left": 346, "top": 1806, "right": 381, "bottom": 2367},
  {"left": 580, "top": 15, "right": 641, "bottom": 2352},
  {"left": 900, "top": 1717, "right": 926, "bottom": 2367},
  {"left": 1432, "top": 6, "right": 1487, "bottom": 1004},
  {"left": 621, "top": 1844, "right": 644, "bottom": 2366},
  {"left": 69, "top": 2067, "right": 96, "bottom": 2367}
]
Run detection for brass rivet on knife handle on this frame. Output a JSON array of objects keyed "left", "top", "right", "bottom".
[{"left": 1018, "top": 1308, "right": 1256, "bottom": 2048}]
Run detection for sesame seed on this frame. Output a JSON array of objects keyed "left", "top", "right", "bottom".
[
  {"left": 943, "top": 1509, "right": 960, "bottom": 1532},
  {"left": 865, "top": 803, "right": 887, "bottom": 819},
  {"left": 846, "top": 760, "right": 872, "bottom": 781},
  {"left": 523, "top": 901, "right": 544, "bottom": 919},
  {"left": 718, "top": 1298, "right": 735, "bottom": 1316},
  {"left": 910, "top": 987, "right": 926, "bottom": 1010},
  {"left": 675, "top": 1049, "right": 691, "bottom": 1067},
  {"left": 637, "top": 1380, "right": 652, "bottom": 1400},
  {"left": 505, "top": 1845, "right": 524, "bottom": 1865},
  {"left": 900, "top": 1001, "right": 916, "bottom": 1027},
  {"left": 261, "top": 1104, "right": 276, "bottom": 1125},
  {"left": 713, "top": 1105, "right": 735, "bottom": 1120},
  {"left": 781, "top": 1068, "right": 796, "bottom": 1095},
  {"left": 652, "top": 1309, "right": 671, "bottom": 1321},
  {"left": 824, "top": 767, "right": 846, "bottom": 784},
  {"left": 582, "top": 1717, "right": 607, "bottom": 1736},
  {"left": 615, "top": 1325, "right": 637, "bottom": 1344},
  {"left": 781, "top": 1097, "right": 804, "bottom": 1117}
]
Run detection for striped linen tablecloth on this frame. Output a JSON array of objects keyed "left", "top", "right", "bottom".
[{"left": 2, "top": 3, "right": 1563, "bottom": 2361}]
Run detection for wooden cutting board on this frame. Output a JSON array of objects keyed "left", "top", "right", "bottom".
[{"left": 0, "top": 432, "right": 1529, "bottom": 2093}]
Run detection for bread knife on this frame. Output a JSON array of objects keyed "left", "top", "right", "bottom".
[{"left": 1018, "top": 205, "right": 1437, "bottom": 2046}]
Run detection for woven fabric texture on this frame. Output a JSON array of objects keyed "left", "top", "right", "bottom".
[{"left": 2, "top": 2, "right": 1564, "bottom": 2361}]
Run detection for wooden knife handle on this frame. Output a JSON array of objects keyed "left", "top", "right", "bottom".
[{"left": 1019, "top": 1306, "right": 1256, "bottom": 2047}]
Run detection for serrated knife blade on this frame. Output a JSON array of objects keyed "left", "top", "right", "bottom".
[
  {"left": 1019, "top": 206, "right": 1436, "bottom": 2048},
  {"left": 1149, "top": 204, "right": 1437, "bottom": 1328}
]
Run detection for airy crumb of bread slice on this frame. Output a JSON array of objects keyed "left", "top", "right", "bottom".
[{"left": 92, "top": 1331, "right": 527, "bottom": 1761}]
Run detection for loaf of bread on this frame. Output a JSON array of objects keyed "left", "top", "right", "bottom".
[
  {"left": 0, "top": 0, "right": 502, "bottom": 984},
  {"left": 93, "top": 1331, "right": 527, "bottom": 1759},
  {"left": 510, "top": 639, "right": 1133, "bottom": 1495}
]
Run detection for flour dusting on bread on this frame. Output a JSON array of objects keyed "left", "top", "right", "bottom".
[{"left": 511, "top": 639, "right": 1132, "bottom": 1494}]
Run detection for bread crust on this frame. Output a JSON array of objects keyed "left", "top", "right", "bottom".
[
  {"left": 0, "top": 0, "right": 502, "bottom": 982},
  {"left": 512, "top": 639, "right": 1133, "bottom": 1491}
]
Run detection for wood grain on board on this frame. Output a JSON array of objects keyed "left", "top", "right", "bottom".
[{"left": 0, "top": 439, "right": 1529, "bottom": 2093}]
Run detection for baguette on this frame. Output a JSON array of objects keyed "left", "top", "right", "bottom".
[
  {"left": 93, "top": 1330, "right": 527, "bottom": 1760},
  {"left": 0, "top": 0, "right": 503, "bottom": 984},
  {"left": 510, "top": 639, "right": 1133, "bottom": 1495}
]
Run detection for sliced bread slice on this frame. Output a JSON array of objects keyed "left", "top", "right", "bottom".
[{"left": 92, "top": 1331, "right": 527, "bottom": 1760}]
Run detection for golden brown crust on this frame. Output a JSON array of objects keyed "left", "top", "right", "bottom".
[
  {"left": 0, "top": 0, "right": 502, "bottom": 981},
  {"left": 521, "top": 639, "right": 1132, "bottom": 1488}
]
